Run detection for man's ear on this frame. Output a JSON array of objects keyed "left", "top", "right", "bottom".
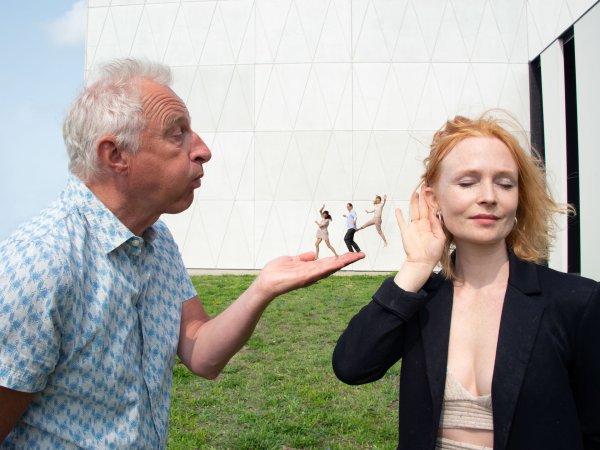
[{"left": 96, "top": 137, "right": 129, "bottom": 175}]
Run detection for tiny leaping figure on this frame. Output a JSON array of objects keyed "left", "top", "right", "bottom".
[{"left": 358, "top": 194, "right": 388, "bottom": 247}]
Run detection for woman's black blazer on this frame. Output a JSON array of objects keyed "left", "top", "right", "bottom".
[{"left": 333, "top": 252, "right": 600, "bottom": 450}]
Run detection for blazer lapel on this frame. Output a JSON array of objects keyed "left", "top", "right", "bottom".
[
  {"left": 492, "top": 253, "right": 545, "bottom": 450},
  {"left": 419, "top": 277, "right": 453, "bottom": 427}
]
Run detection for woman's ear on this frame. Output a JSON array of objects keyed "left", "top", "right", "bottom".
[{"left": 422, "top": 185, "right": 439, "bottom": 212}]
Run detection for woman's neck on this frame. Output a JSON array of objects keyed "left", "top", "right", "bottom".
[{"left": 453, "top": 244, "right": 510, "bottom": 289}]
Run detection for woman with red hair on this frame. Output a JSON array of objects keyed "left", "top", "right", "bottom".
[{"left": 333, "top": 113, "right": 600, "bottom": 450}]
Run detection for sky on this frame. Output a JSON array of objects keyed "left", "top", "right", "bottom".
[{"left": 0, "top": 0, "right": 86, "bottom": 239}]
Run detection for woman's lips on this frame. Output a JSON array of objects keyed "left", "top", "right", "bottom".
[{"left": 470, "top": 214, "right": 499, "bottom": 225}]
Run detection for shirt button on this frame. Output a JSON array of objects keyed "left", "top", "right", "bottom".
[{"left": 131, "top": 239, "right": 141, "bottom": 247}]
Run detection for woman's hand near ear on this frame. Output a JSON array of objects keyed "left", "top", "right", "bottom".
[{"left": 393, "top": 186, "right": 446, "bottom": 292}]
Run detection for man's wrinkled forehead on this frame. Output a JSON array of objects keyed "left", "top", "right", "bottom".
[{"left": 139, "top": 78, "right": 190, "bottom": 127}]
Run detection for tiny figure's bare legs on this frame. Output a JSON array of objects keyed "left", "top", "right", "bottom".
[
  {"left": 358, "top": 219, "right": 375, "bottom": 231},
  {"left": 325, "top": 239, "right": 339, "bottom": 258},
  {"left": 359, "top": 219, "right": 387, "bottom": 246},
  {"left": 375, "top": 222, "right": 388, "bottom": 246},
  {"left": 315, "top": 238, "right": 322, "bottom": 259}
]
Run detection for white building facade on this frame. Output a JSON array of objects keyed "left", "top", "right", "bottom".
[{"left": 85, "top": 0, "right": 600, "bottom": 278}]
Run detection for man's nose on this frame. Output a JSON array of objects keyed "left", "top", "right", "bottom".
[{"left": 191, "top": 132, "right": 211, "bottom": 163}]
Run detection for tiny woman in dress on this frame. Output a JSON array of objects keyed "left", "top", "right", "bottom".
[
  {"left": 332, "top": 114, "right": 600, "bottom": 449},
  {"left": 315, "top": 205, "right": 338, "bottom": 259},
  {"left": 359, "top": 194, "right": 388, "bottom": 246}
]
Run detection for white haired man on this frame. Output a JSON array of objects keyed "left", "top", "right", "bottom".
[{"left": 0, "top": 59, "right": 364, "bottom": 448}]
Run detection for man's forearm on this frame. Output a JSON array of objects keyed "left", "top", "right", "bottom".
[
  {"left": 178, "top": 283, "right": 271, "bottom": 379},
  {"left": 0, "top": 386, "right": 35, "bottom": 442},
  {"left": 178, "top": 252, "right": 364, "bottom": 379}
]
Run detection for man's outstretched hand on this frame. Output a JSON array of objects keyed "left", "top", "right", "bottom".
[{"left": 252, "top": 251, "right": 365, "bottom": 301}]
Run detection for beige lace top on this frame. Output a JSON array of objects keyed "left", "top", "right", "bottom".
[{"left": 439, "top": 370, "right": 493, "bottom": 431}]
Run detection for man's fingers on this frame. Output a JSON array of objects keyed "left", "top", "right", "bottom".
[
  {"left": 294, "top": 251, "right": 364, "bottom": 273},
  {"left": 294, "top": 250, "right": 364, "bottom": 267},
  {"left": 312, "top": 251, "right": 364, "bottom": 267},
  {"left": 339, "top": 251, "right": 365, "bottom": 265},
  {"left": 297, "top": 251, "right": 317, "bottom": 262},
  {"left": 311, "top": 251, "right": 365, "bottom": 278}
]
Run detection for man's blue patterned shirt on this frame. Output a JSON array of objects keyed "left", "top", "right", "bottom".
[{"left": 0, "top": 176, "right": 197, "bottom": 448}]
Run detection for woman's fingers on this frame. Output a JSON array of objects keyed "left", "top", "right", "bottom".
[
  {"left": 418, "top": 187, "right": 430, "bottom": 224},
  {"left": 408, "top": 190, "right": 420, "bottom": 222},
  {"left": 428, "top": 204, "right": 444, "bottom": 237},
  {"left": 395, "top": 207, "right": 407, "bottom": 234}
]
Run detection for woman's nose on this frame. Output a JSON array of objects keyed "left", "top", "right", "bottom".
[{"left": 478, "top": 181, "right": 497, "bottom": 204}]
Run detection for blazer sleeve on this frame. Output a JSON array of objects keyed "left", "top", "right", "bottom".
[
  {"left": 332, "top": 277, "right": 428, "bottom": 385},
  {"left": 572, "top": 282, "right": 600, "bottom": 449}
]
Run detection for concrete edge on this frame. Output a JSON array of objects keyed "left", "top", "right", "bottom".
[{"left": 187, "top": 269, "right": 394, "bottom": 276}]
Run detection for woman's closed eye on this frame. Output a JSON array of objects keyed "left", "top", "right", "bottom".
[
  {"left": 499, "top": 182, "right": 515, "bottom": 189},
  {"left": 457, "top": 178, "right": 476, "bottom": 187},
  {"left": 496, "top": 177, "right": 517, "bottom": 189}
]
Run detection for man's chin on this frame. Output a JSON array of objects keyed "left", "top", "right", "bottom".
[{"left": 166, "top": 195, "right": 194, "bottom": 215}]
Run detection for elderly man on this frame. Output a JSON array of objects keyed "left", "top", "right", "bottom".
[{"left": 0, "top": 59, "right": 363, "bottom": 448}]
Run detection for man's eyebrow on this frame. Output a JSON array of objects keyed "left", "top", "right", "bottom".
[{"left": 163, "top": 112, "right": 191, "bottom": 130}]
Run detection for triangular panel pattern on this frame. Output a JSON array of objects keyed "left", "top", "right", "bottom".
[
  {"left": 88, "top": 8, "right": 123, "bottom": 66},
  {"left": 255, "top": 0, "right": 293, "bottom": 63},
  {"left": 353, "top": 0, "right": 395, "bottom": 61},
  {"left": 314, "top": 0, "right": 352, "bottom": 62},
  {"left": 489, "top": 0, "right": 528, "bottom": 62},
  {"left": 431, "top": 1, "right": 470, "bottom": 62},
  {"left": 254, "top": 132, "right": 294, "bottom": 201},
  {"left": 312, "top": 131, "right": 354, "bottom": 199},
  {"left": 471, "top": 1, "right": 510, "bottom": 62},
  {"left": 526, "top": 0, "right": 596, "bottom": 58},
  {"left": 129, "top": 7, "right": 161, "bottom": 61},
  {"left": 392, "top": 2, "right": 430, "bottom": 62},
  {"left": 411, "top": 0, "right": 447, "bottom": 59},
  {"left": 143, "top": 3, "right": 179, "bottom": 61},
  {"left": 216, "top": 201, "right": 255, "bottom": 269},
  {"left": 162, "top": 4, "right": 197, "bottom": 66},
  {"left": 450, "top": 0, "right": 486, "bottom": 60}
]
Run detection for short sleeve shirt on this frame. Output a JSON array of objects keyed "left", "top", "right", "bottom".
[
  {"left": 0, "top": 176, "right": 197, "bottom": 449},
  {"left": 346, "top": 210, "right": 357, "bottom": 229}
]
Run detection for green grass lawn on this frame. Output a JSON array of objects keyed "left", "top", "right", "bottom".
[{"left": 168, "top": 274, "right": 401, "bottom": 449}]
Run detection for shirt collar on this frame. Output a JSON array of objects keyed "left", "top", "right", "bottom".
[{"left": 63, "top": 176, "right": 157, "bottom": 254}]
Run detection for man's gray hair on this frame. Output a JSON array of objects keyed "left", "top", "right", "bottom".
[{"left": 63, "top": 58, "right": 172, "bottom": 181}]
